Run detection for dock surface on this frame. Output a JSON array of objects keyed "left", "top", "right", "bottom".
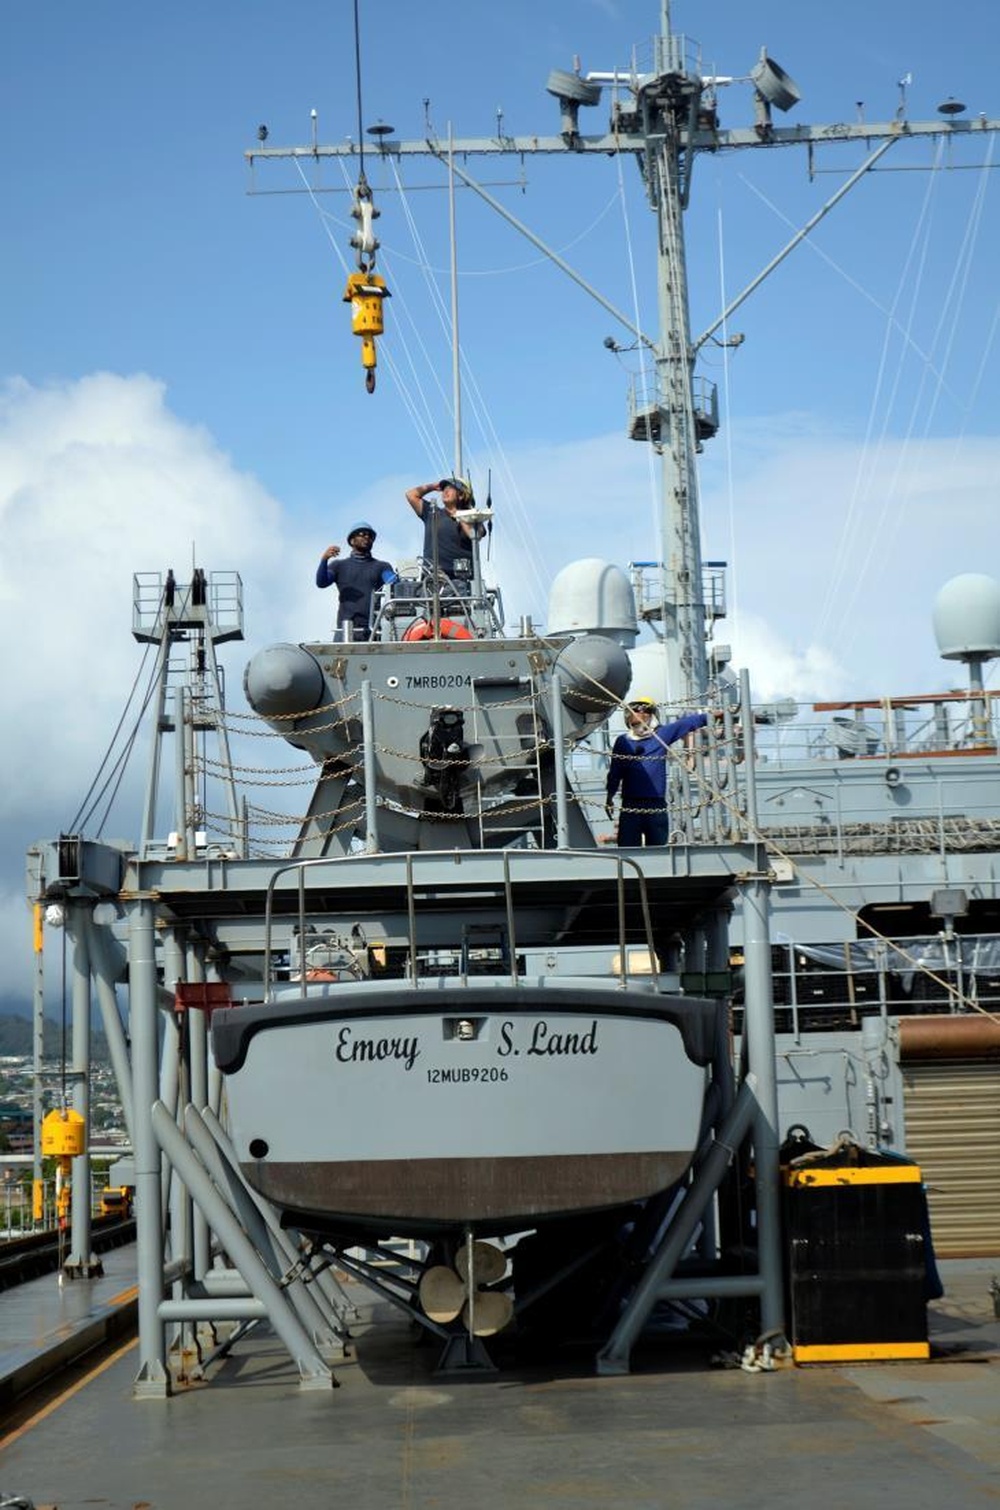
[{"left": 2, "top": 1257, "right": 999, "bottom": 1508}]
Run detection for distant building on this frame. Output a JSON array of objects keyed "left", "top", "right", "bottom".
[{"left": 0, "top": 1100, "right": 32, "bottom": 1153}]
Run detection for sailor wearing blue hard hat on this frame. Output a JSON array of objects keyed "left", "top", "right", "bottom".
[{"left": 316, "top": 521, "right": 397, "bottom": 641}]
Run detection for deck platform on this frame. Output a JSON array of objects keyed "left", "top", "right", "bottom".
[{"left": 1, "top": 1257, "right": 998, "bottom": 1508}]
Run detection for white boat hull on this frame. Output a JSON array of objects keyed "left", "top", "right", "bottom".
[{"left": 213, "top": 984, "right": 718, "bottom": 1235}]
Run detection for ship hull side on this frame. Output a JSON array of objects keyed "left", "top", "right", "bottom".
[{"left": 213, "top": 986, "right": 718, "bottom": 1237}]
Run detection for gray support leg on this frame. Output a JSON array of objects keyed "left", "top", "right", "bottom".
[
  {"left": 151, "top": 1102, "right": 335, "bottom": 1390},
  {"left": 32, "top": 904, "right": 44, "bottom": 1206},
  {"left": 83, "top": 915, "right": 136, "bottom": 1146},
  {"left": 201, "top": 1107, "right": 359, "bottom": 1323},
  {"left": 595, "top": 1074, "right": 759, "bottom": 1376},
  {"left": 550, "top": 673, "right": 569, "bottom": 848},
  {"left": 129, "top": 897, "right": 170, "bottom": 1397},
  {"left": 186, "top": 948, "right": 211, "bottom": 1283},
  {"left": 67, "top": 905, "right": 97, "bottom": 1274},
  {"left": 158, "top": 1011, "right": 180, "bottom": 1237},
  {"left": 183, "top": 1104, "right": 346, "bottom": 1350},
  {"left": 741, "top": 871, "right": 786, "bottom": 1340}
]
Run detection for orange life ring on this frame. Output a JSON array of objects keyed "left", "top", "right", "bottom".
[{"left": 402, "top": 618, "right": 473, "bottom": 642}]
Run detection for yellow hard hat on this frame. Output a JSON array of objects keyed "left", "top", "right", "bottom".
[{"left": 627, "top": 693, "right": 658, "bottom": 709}]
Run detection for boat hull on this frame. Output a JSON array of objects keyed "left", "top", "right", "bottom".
[{"left": 212, "top": 984, "right": 719, "bottom": 1237}]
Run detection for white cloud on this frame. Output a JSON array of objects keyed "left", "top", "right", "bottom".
[
  {"left": 701, "top": 422, "right": 1000, "bottom": 698},
  {"left": 0, "top": 373, "right": 294, "bottom": 997}
]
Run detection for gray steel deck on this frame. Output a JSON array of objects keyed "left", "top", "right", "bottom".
[{"left": 2, "top": 1257, "right": 998, "bottom": 1508}]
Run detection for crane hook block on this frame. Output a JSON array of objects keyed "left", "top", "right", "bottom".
[{"left": 343, "top": 270, "right": 390, "bottom": 392}]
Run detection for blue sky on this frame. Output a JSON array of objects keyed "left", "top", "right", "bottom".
[{"left": 3, "top": 0, "right": 1000, "bottom": 995}]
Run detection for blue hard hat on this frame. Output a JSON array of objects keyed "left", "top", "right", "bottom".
[{"left": 347, "top": 521, "right": 377, "bottom": 542}]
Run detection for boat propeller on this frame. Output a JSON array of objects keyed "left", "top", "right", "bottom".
[{"left": 418, "top": 1240, "right": 513, "bottom": 1337}]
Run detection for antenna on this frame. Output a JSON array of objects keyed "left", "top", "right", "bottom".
[
  {"left": 447, "top": 124, "right": 463, "bottom": 479},
  {"left": 896, "top": 71, "right": 912, "bottom": 120},
  {"left": 933, "top": 574, "right": 1000, "bottom": 745}
]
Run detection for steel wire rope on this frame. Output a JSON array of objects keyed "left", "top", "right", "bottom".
[
  {"left": 66, "top": 639, "right": 157, "bottom": 833},
  {"left": 78, "top": 661, "right": 172, "bottom": 839},
  {"left": 387, "top": 141, "right": 672, "bottom": 624},
  {"left": 832, "top": 144, "right": 974, "bottom": 639},
  {"left": 813, "top": 166, "right": 942, "bottom": 645},
  {"left": 613, "top": 99, "right": 664, "bottom": 583},
  {"left": 714, "top": 206, "right": 741, "bottom": 665},
  {"left": 372, "top": 157, "right": 460, "bottom": 468},
  {"left": 333, "top": 156, "right": 454, "bottom": 465},
  {"left": 301, "top": 174, "right": 625, "bottom": 281},
  {"left": 736, "top": 172, "right": 945, "bottom": 375},
  {"left": 903, "top": 139, "right": 994, "bottom": 435},
  {"left": 351, "top": 0, "right": 365, "bottom": 184},
  {"left": 386, "top": 157, "right": 552, "bottom": 616},
  {"left": 886, "top": 139, "right": 996, "bottom": 484},
  {"left": 733, "top": 156, "right": 946, "bottom": 648},
  {"left": 292, "top": 157, "right": 448, "bottom": 465},
  {"left": 838, "top": 143, "right": 992, "bottom": 654}
]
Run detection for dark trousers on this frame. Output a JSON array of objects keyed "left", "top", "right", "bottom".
[{"left": 617, "top": 807, "right": 669, "bottom": 847}]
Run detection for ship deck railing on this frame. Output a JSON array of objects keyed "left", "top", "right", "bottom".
[
  {"left": 750, "top": 691, "right": 1000, "bottom": 767},
  {"left": 261, "top": 847, "right": 672, "bottom": 1004},
  {"left": 367, "top": 567, "right": 505, "bottom": 642},
  {"left": 737, "top": 929, "right": 1000, "bottom": 1035}
]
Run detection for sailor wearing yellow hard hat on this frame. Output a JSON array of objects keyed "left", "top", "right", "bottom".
[{"left": 605, "top": 694, "right": 709, "bottom": 846}]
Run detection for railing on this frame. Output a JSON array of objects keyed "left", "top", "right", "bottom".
[
  {"left": 730, "top": 932, "right": 1000, "bottom": 1038},
  {"left": 368, "top": 568, "right": 505, "bottom": 642},
  {"left": 752, "top": 693, "right": 1000, "bottom": 768},
  {"left": 0, "top": 1176, "right": 127, "bottom": 1237},
  {"left": 132, "top": 570, "right": 244, "bottom": 643},
  {"left": 262, "top": 849, "right": 664, "bottom": 1003}
]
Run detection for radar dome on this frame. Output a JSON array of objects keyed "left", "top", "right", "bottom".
[
  {"left": 932, "top": 574, "right": 1000, "bottom": 662},
  {"left": 547, "top": 559, "right": 637, "bottom": 647}
]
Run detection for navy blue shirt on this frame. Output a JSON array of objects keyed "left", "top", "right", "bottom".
[
  {"left": 316, "top": 549, "right": 394, "bottom": 638},
  {"left": 417, "top": 502, "right": 479, "bottom": 581},
  {"left": 606, "top": 713, "right": 708, "bottom": 808}
]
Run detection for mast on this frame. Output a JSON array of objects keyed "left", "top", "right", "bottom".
[
  {"left": 132, "top": 568, "right": 246, "bottom": 859},
  {"left": 247, "top": 11, "right": 1000, "bottom": 701},
  {"left": 447, "top": 126, "right": 463, "bottom": 479}
]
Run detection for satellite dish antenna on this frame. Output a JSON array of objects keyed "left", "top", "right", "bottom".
[
  {"left": 933, "top": 574, "right": 1000, "bottom": 664},
  {"left": 932, "top": 573, "right": 1000, "bottom": 745}
]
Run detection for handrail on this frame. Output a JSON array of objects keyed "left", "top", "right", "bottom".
[{"left": 262, "top": 847, "right": 667, "bottom": 1001}]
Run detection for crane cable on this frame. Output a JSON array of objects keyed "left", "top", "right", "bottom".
[{"left": 345, "top": 0, "right": 389, "bottom": 392}]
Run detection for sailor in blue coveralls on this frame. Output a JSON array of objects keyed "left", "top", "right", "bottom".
[
  {"left": 316, "top": 522, "right": 396, "bottom": 641},
  {"left": 605, "top": 695, "right": 708, "bottom": 846}
]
